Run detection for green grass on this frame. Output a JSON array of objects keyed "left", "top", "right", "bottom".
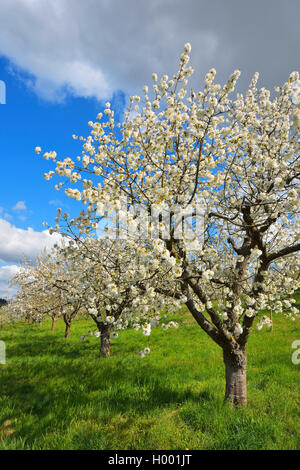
[{"left": 0, "top": 307, "right": 299, "bottom": 450}]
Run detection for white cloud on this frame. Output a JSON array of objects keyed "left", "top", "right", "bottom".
[
  {"left": 0, "top": 1, "right": 299, "bottom": 103},
  {"left": 0, "top": 0, "right": 222, "bottom": 102},
  {"left": 0, "top": 265, "right": 20, "bottom": 299},
  {"left": 3, "top": 0, "right": 299, "bottom": 106},
  {"left": 49, "top": 199, "right": 69, "bottom": 209},
  {"left": 0, "top": 206, "right": 12, "bottom": 220},
  {"left": 12, "top": 200, "right": 27, "bottom": 211},
  {"left": 0, "top": 218, "right": 62, "bottom": 264}
]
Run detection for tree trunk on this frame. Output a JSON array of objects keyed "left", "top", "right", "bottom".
[
  {"left": 100, "top": 324, "right": 112, "bottom": 357},
  {"left": 223, "top": 348, "right": 247, "bottom": 406},
  {"left": 270, "top": 308, "right": 273, "bottom": 332},
  {"left": 51, "top": 318, "right": 56, "bottom": 332},
  {"left": 64, "top": 323, "right": 71, "bottom": 338}
]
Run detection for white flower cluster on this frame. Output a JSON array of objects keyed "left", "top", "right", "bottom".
[
  {"left": 30, "top": 43, "right": 300, "bottom": 365},
  {"left": 257, "top": 316, "right": 272, "bottom": 330},
  {"left": 161, "top": 321, "right": 179, "bottom": 331}
]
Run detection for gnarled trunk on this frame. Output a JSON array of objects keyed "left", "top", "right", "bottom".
[
  {"left": 99, "top": 324, "right": 112, "bottom": 357},
  {"left": 63, "top": 314, "right": 71, "bottom": 338},
  {"left": 64, "top": 323, "right": 71, "bottom": 338},
  {"left": 223, "top": 348, "right": 247, "bottom": 406},
  {"left": 51, "top": 318, "right": 56, "bottom": 332}
]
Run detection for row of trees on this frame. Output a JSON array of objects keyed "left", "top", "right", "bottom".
[
  {"left": 9, "top": 43, "right": 300, "bottom": 405},
  {"left": 7, "top": 236, "right": 181, "bottom": 356}
]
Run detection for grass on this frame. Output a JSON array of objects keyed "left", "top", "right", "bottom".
[{"left": 0, "top": 304, "right": 299, "bottom": 450}]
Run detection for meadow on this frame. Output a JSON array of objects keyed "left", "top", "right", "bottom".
[{"left": 0, "top": 306, "right": 299, "bottom": 450}]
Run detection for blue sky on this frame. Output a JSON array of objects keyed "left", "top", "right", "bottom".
[
  {"left": 0, "top": 55, "right": 126, "bottom": 296},
  {"left": 0, "top": 56, "right": 126, "bottom": 232}
]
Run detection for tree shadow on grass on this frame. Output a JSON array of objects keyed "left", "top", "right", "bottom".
[
  {"left": 1, "top": 331, "right": 219, "bottom": 447},
  {"left": 0, "top": 337, "right": 218, "bottom": 442},
  {"left": 7, "top": 333, "right": 91, "bottom": 360}
]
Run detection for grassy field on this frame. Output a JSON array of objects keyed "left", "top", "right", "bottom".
[{"left": 0, "top": 306, "right": 299, "bottom": 450}]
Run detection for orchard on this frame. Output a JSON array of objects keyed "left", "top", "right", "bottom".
[{"left": 22, "top": 43, "right": 299, "bottom": 406}]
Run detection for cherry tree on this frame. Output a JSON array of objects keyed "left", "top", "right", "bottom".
[
  {"left": 11, "top": 257, "right": 63, "bottom": 331},
  {"left": 11, "top": 250, "right": 84, "bottom": 336},
  {"left": 0, "top": 300, "right": 21, "bottom": 328},
  {"left": 11, "top": 232, "right": 180, "bottom": 356},
  {"left": 38, "top": 247, "right": 87, "bottom": 338},
  {"left": 53, "top": 228, "right": 181, "bottom": 357},
  {"left": 37, "top": 44, "right": 300, "bottom": 404}
]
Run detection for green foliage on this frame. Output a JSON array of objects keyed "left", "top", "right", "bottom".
[{"left": 0, "top": 309, "right": 299, "bottom": 450}]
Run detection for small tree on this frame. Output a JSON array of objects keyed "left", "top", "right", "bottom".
[
  {"left": 55, "top": 234, "right": 179, "bottom": 357},
  {"left": 11, "top": 255, "right": 67, "bottom": 332}
]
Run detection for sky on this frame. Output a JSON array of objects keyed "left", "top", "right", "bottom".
[{"left": 0, "top": 0, "right": 299, "bottom": 297}]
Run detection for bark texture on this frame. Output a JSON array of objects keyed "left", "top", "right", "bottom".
[
  {"left": 51, "top": 318, "right": 56, "bottom": 332},
  {"left": 64, "top": 324, "right": 71, "bottom": 338},
  {"left": 223, "top": 348, "right": 247, "bottom": 406},
  {"left": 99, "top": 324, "right": 112, "bottom": 357}
]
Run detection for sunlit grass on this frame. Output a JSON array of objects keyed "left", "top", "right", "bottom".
[{"left": 0, "top": 301, "right": 299, "bottom": 450}]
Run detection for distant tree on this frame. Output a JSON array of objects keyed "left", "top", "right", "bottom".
[{"left": 53, "top": 234, "right": 180, "bottom": 356}]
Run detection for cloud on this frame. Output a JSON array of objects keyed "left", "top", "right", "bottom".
[
  {"left": 49, "top": 199, "right": 69, "bottom": 209},
  {"left": 0, "top": 264, "right": 20, "bottom": 298},
  {"left": 49, "top": 199, "right": 62, "bottom": 206},
  {"left": 0, "top": 207, "right": 12, "bottom": 220},
  {"left": 0, "top": 218, "right": 62, "bottom": 264},
  {"left": 12, "top": 200, "right": 27, "bottom": 211},
  {"left": 1, "top": 0, "right": 299, "bottom": 103}
]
